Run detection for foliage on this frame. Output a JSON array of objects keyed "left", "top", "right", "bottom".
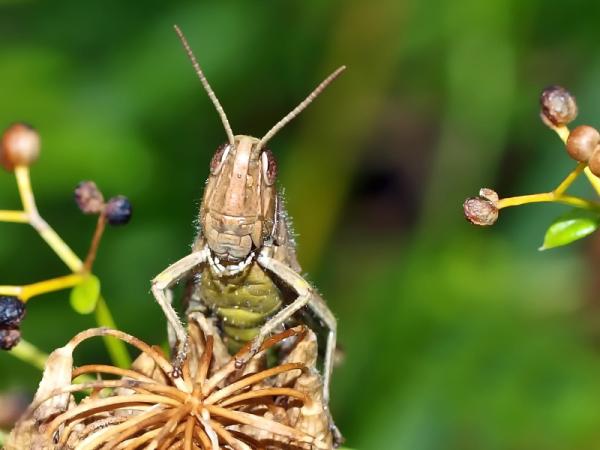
[{"left": 2, "top": 1, "right": 600, "bottom": 449}]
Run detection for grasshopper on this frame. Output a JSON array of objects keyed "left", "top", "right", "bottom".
[{"left": 151, "top": 26, "right": 344, "bottom": 406}]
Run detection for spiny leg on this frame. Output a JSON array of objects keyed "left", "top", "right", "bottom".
[
  {"left": 256, "top": 253, "right": 337, "bottom": 404},
  {"left": 151, "top": 248, "right": 208, "bottom": 376}
]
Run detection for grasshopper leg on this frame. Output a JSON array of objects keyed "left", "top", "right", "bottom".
[
  {"left": 151, "top": 248, "right": 208, "bottom": 376},
  {"left": 255, "top": 253, "right": 337, "bottom": 404}
]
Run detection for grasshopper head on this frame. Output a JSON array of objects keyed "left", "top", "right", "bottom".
[
  {"left": 174, "top": 25, "right": 344, "bottom": 270},
  {"left": 200, "top": 135, "right": 277, "bottom": 263}
]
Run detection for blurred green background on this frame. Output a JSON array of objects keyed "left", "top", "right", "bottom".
[{"left": 3, "top": 0, "right": 600, "bottom": 449}]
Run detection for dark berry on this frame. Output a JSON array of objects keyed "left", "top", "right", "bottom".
[
  {"left": 463, "top": 196, "right": 499, "bottom": 226},
  {"left": 0, "top": 296, "right": 26, "bottom": 327},
  {"left": 566, "top": 125, "right": 600, "bottom": 162},
  {"left": 105, "top": 195, "right": 132, "bottom": 226},
  {"left": 74, "top": 181, "right": 105, "bottom": 214},
  {"left": 540, "top": 85, "right": 578, "bottom": 127},
  {"left": 0, "top": 327, "right": 21, "bottom": 350},
  {"left": 0, "top": 123, "right": 40, "bottom": 171}
]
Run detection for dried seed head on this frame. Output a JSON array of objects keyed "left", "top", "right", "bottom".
[
  {"left": 9, "top": 325, "right": 334, "bottom": 449},
  {"left": 0, "top": 328, "right": 21, "bottom": 350},
  {"left": 0, "top": 123, "right": 40, "bottom": 171},
  {"left": 105, "top": 195, "right": 132, "bottom": 226},
  {"left": 540, "top": 85, "right": 578, "bottom": 127},
  {"left": 0, "top": 296, "right": 26, "bottom": 328},
  {"left": 464, "top": 196, "right": 499, "bottom": 226},
  {"left": 566, "top": 125, "right": 600, "bottom": 162},
  {"left": 74, "top": 181, "right": 105, "bottom": 214},
  {"left": 478, "top": 187, "right": 499, "bottom": 205}
]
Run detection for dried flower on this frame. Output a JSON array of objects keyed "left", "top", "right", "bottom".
[
  {"left": 540, "top": 85, "right": 578, "bottom": 128},
  {"left": 7, "top": 318, "right": 335, "bottom": 449},
  {"left": 74, "top": 181, "right": 105, "bottom": 215},
  {"left": 0, "top": 328, "right": 21, "bottom": 350},
  {"left": 478, "top": 188, "right": 499, "bottom": 205},
  {"left": 464, "top": 195, "right": 499, "bottom": 226}
]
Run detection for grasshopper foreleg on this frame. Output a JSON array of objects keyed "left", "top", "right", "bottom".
[
  {"left": 254, "top": 252, "right": 337, "bottom": 404},
  {"left": 151, "top": 248, "right": 208, "bottom": 377}
]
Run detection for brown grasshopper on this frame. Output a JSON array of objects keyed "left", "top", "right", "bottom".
[{"left": 151, "top": 26, "right": 344, "bottom": 406}]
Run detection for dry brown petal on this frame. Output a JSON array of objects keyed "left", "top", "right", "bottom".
[{"left": 8, "top": 324, "right": 335, "bottom": 449}]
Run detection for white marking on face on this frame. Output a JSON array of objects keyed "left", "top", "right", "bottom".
[{"left": 208, "top": 251, "right": 255, "bottom": 277}]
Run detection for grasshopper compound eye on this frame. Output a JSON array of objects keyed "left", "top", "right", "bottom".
[
  {"left": 210, "top": 142, "right": 231, "bottom": 175},
  {"left": 261, "top": 148, "right": 277, "bottom": 186}
]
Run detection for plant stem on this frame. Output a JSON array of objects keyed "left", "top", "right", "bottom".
[
  {"left": 0, "top": 210, "right": 28, "bottom": 222},
  {"left": 84, "top": 213, "right": 107, "bottom": 271},
  {"left": 95, "top": 296, "right": 131, "bottom": 368},
  {"left": 554, "top": 162, "right": 585, "bottom": 195},
  {"left": 497, "top": 161, "right": 600, "bottom": 212},
  {"left": 498, "top": 192, "right": 600, "bottom": 211},
  {"left": 549, "top": 123, "right": 600, "bottom": 199},
  {"left": 584, "top": 167, "right": 600, "bottom": 196},
  {"left": 2, "top": 165, "right": 131, "bottom": 369},
  {"left": 10, "top": 338, "right": 48, "bottom": 370},
  {"left": 18, "top": 274, "right": 84, "bottom": 302}
]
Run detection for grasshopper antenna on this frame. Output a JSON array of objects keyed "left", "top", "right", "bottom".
[
  {"left": 174, "top": 25, "right": 235, "bottom": 147},
  {"left": 258, "top": 65, "right": 346, "bottom": 151}
]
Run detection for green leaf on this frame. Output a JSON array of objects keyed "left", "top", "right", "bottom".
[
  {"left": 540, "top": 209, "right": 600, "bottom": 250},
  {"left": 70, "top": 274, "right": 101, "bottom": 314}
]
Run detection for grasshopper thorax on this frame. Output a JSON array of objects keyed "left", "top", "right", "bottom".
[{"left": 200, "top": 135, "right": 277, "bottom": 265}]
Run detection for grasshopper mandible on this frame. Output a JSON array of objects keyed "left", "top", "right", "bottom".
[{"left": 151, "top": 26, "right": 344, "bottom": 404}]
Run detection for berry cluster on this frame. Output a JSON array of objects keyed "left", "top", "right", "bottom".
[
  {"left": 0, "top": 296, "right": 26, "bottom": 349},
  {"left": 74, "top": 181, "right": 132, "bottom": 226},
  {"left": 0, "top": 122, "right": 132, "bottom": 354},
  {"left": 464, "top": 85, "right": 600, "bottom": 236}
]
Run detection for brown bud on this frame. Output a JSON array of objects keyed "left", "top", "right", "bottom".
[
  {"left": 0, "top": 327, "right": 21, "bottom": 350},
  {"left": 588, "top": 147, "right": 600, "bottom": 178},
  {"left": 74, "top": 181, "right": 105, "bottom": 214},
  {"left": 540, "top": 85, "right": 578, "bottom": 127},
  {"left": 565, "top": 125, "right": 600, "bottom": 162},
  {"left": 463, "top": 196, "right": 498, "bottom": 226},
  {"left": 0, "top": 123, "right": 40, "bottom": 171}
]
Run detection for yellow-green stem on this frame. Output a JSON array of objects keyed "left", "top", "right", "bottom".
[
  {"left": 584, "top": 167, "right": 600, "bottom": 197},
  {"left": 19, "top": 273, "right": 84, "bottom": 302},
  {"left": 36, "top": 224, "right": 83, "bottom": 273},
  {"left": 554, "top": 162, "right": 586, "bottom": 195},
  {"left": 498, "top": 192, "right": 600, "bottom": 211},
  {"left": 14, "top": 166, "right": 37, "bottom": 214},
  {"left": 5, "top": 165, "right": 131, "bottom": 369},
  {"left": 9, "top": 338, "right": 48, "bottom": 370},
  {"left": 95, "top": 296, "right": 131, "bottom": 368},
  {"left": 548, "top": 124, "right": 600, "bottom": 198},
  {"left": 0, "top": 210, "right": 28, "bottom": 223}
]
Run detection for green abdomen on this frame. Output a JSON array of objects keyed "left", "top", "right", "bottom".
[{"left": 198, "top": 261, "right": 282, "bottom": 351}]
